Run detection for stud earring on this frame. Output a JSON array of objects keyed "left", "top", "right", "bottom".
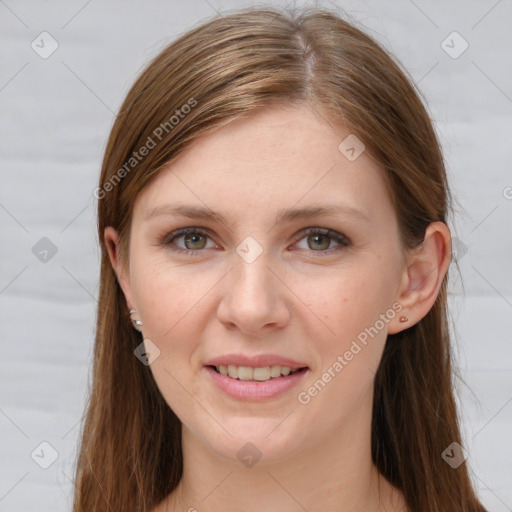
[
  {"left": 129, "top": 308, "right": 143, "bottom": 332},
  {"left": 399, "top": 315, "right": 408, "bottom": 323}
]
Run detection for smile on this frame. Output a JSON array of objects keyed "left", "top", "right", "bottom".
[
  {"left": 204, "top": 365, "right": 309, "bottom": 401},
  {"left": 211, "top": 364, "right": 304, "bottom": 381}
]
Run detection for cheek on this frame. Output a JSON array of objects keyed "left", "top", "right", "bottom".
[
  {"left": 129, "top": 258, "right": 208, "bottom": 356},
  {"left": 130, "top": 266, "right": 209, "bottom": 414},
  {"left": 131, "top": 246, "right": 216, "bottom": 321},
  {"left": 299, "top": 265, "right": 395, "bottom": 378},
  {"left": 300, "top": 270, "right": 388, "bottom": 336},
  {"left": 297, "top": 279, "right": 391, "bottom": 417}
]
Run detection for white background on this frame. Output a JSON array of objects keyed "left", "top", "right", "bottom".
[{"left": 0, "top": 0, "right": 511, "bottom": 510}]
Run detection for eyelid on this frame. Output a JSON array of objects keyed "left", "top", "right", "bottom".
[
  {"left": 162, "top": 227, "right": 218, "bottom": 254},
  {"left": 162, "top": 226, "right": 351, "bottom": 256},
  {"left": 291, "top": 227, "right": 350, "bottom": 252}
]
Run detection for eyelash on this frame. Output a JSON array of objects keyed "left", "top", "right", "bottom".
[{"left": 162, "top": 226, "right": 351, "bottom": 257}]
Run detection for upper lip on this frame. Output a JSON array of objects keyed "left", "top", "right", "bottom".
[{"left": 205, "top": 354, "right": 309, "bottom": 369}]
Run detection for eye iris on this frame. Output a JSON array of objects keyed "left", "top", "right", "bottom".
[
  {"left": 184, "top": 233, "right": 206, "bottom": 250},
  {"left": 308, "top": 233, "right": 330, "bottom": 251},
  {"left": 176, "top": 231, "right": 340, "bottom": 252}
]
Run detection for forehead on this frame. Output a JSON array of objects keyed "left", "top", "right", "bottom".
[{"left": 133, "top": 105, "right": 394, "bottom": 227}]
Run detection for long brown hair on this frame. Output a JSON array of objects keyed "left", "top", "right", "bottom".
[{"left": 72, "top": 6, "right": 486, "bottom": 511}]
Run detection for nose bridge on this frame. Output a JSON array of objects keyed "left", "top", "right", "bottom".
[
  {"left": 231, "top": 249, "right": 275, "bottom": 306},
  {"left": 217, "top": 244, "right": 289, "bottom": 332},
  {"left": 232, "top": 233, "right": 274, "bottom": 296}
]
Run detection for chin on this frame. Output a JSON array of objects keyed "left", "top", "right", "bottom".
[{"left": 204, "top": 422, "right": 305, "bottom": 466}]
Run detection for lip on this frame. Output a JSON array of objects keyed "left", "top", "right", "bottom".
[
  {"left": 204, "top": 353, "right": 309, "bottom": 370},
  {"left": 204, "top": 365, "right": 309, "bottom": 401}
]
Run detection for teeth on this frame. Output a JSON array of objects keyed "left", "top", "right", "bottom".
[
  {"left": 215, "top": 365, "right": 301, "bottom": 381},
  {"left": 237, "top": 366, "right": 253, "bottom": 380},
  {"left": 253, "top": 367, "right": 270, "bottom": 381},
  {"left": 270, "top": 365, "right": 281, "bottom": 378}
]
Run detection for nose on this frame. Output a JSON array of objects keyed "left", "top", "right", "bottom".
[{"left": 216, "top": 255, "right": 291, "bottom": 336}]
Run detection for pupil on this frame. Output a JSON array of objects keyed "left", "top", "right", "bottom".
[
  {"left": 185, "top": 233, "right": 205, "bottom": 249},
  {"left": 310, "top": 234, "right": 329, "bottom": 250}
]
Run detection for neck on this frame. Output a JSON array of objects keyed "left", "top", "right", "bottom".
[{"left": 165, "top": 403, "right": 402, "bottom": 512}]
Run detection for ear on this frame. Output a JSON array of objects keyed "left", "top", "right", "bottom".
[
  {"left": 388, "top": 221, "right": 452, "bottom": 334},
  {"left": 104, "top": 226, "right": 136, "bottom": 311}
]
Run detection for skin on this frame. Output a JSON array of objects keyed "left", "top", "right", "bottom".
[{"left": 105, "top": 104, "right": 451, "bottom": 512}]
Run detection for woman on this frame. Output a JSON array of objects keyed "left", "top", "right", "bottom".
[{"left": 73, "top": 5, "right": 486, "bottom": 511}]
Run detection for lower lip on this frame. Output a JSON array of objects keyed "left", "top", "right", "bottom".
[{"left": 204, "top": 366, "right": 309, "bottom": 401}]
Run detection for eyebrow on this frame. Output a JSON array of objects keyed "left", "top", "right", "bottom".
[{"left": 144, "top": 203, "right": 370, "bottom": 225}]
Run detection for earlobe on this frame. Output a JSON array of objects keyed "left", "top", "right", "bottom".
[
  {"left": 388, "top": 222, "right": 451, "bottom": 335},
  {"left": 104, "top": 226, "right": 136, "bottom": 311}
]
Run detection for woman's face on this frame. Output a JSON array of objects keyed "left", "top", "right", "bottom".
[{"left": 111, "top": 104, "right": 408, "bottom": 464}]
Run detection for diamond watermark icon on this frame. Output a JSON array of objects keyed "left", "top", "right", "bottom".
[
  {"left": 237, "top": 442, "right": 262, "bottom": 468},
  {"left": 441, "top": 441, "right": 468, "bottom": 469},
  {"left": 236, "top": 236, "right": 263, "bottom": 264},
  {"left": 441, "top": 31, "right": 468, "bottom": 59},
  {"left": 32, "top": 237, "right": 58, "bottom": 263},
  {"left": 134, "top": 339, "right": 161, "bottom": 365},
  {"left": 31, "top": 31, "right": 59, "bottom": 59},
  {"left": 31, "top": 441, "right": 59, "bottom": 469},
  {"left": 338, "top": 134, "right": 365, "bottom": 161},
  {"left": 450, "top": 237, "right": 468, "bottom": 262}
]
